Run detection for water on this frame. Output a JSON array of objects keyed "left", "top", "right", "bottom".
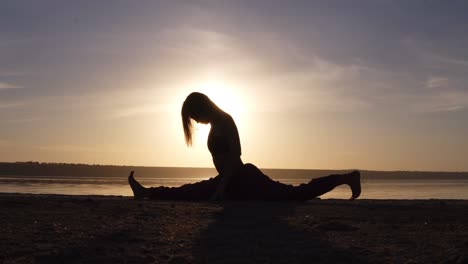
[{"left": 1, "top": 171, "right": 468, "bottom": 199}]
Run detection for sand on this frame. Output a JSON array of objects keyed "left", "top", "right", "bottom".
[{"left": 1, "top": 194, "right": 468, "bottom": 264}]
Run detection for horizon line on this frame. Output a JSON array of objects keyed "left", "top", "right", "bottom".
[{"left": 1, "top": 161, "right": 467, "bottom": 174}]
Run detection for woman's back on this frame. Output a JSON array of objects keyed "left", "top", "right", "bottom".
[{"left": 208, "top": 112, "right": 243, "bottom": 174}]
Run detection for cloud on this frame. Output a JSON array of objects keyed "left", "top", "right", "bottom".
[
  {"left": 425, "top": 77, "right": 449, "bottom": 89},
  {"left": 291, "top": 56, "right": 468, "bottom": 114},
  {"left": 438, "top": 56, "right": 468, "bottom": 68},
  {"left": 406, "top": 78, "right": 468, "bottom": 113},
  {"left": 2, "top": 117, "right": 45, "bottom": 123},
  {"left": 414, "top": 103, "right": 466, "bottom": 114},
  {"left": 0, "top": 82, "right": 22, "bottom": 90},
  {"left": 421, "top": 49, "right": 468, "bottom": 68},
  {"left": 400, "top": 46, "right": 468, "bottom": 111},
  {"left": 0, "top": 101, "right": 26, "bottom": 108},
  {"left": 427, "top": 105, "right": 465, "bottom": 113},
  {"left": 0, "top": 71, "right": 27, "bottom": 77},
  {"left": 246, "top": 54, "right": 378, "bottom": 113}
]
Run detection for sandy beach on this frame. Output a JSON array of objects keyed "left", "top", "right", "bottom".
[{"left": 1, "top": 194, "right": 467, "bottom": 264}]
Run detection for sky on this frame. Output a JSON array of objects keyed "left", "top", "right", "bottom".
[{"left": 1, "top": 0, "right": 468, "bottom": 171}]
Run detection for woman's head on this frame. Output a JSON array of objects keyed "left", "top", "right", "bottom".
[{"left": 181, "top": 92, "right": 221, "bottom": 146}]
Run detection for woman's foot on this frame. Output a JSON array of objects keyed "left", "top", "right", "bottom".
[
  {"left": 347, "top": 171, "right": 361, "bottom": 200},
  {"left": 128, "top": 171, "right": 148, "bottom": 199}
]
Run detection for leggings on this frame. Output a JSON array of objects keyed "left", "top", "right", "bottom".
[{"left": 147, "top": 163, "right": 346, "bottom": 201}]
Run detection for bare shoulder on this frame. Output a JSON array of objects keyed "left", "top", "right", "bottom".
[
  {"left": 214, "top": 112, "right": 236, "bottom": 127},
  {"left": 223, "top": 112, "right": 237, "bottom": 126}
]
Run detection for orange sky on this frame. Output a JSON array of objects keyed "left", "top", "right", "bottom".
[{"left": 1, "top": 1, "right": 467, "bottom": 171}]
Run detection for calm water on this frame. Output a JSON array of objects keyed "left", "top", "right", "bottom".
[{"left": 1, "top": 172, "right": 468, "bottom": 199}]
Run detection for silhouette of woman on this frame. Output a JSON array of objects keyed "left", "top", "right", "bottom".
[{"left": 129, "top": 92, "right": 361, "bottom": 201}]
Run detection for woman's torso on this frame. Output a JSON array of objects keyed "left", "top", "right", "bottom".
[{"left": 207, "top": 113, "right": 243, "bottom": 174}]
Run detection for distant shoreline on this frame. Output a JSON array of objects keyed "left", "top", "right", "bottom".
[
  {"left": 2, "top": 161, "right": 468, "bottom": 172},
  {"left": 1, "top": 161, "right": 468, "bottom": 179}
]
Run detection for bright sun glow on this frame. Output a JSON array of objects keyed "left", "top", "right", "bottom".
[{"left": 191, "top": 80, "right": 248, "bottom": 142}]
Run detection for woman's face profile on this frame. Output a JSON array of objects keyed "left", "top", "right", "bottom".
[
  {"left": 190, "top": 109, "right": 210, "bottom": 124},
  {"left": 193, "top": 116, "right": 210, "bottom": 124}
]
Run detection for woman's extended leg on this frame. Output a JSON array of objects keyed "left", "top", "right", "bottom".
[
  {"left": 292, "top": 171, "right": 361, "bottom": 200},
  {"left": 231, "top": 164, "right": 361, "bottom": 201},
  {"left": 128, "top": 171, "right": 220, "bottom": 200}
]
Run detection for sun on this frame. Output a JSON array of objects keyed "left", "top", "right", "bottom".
[
  {"left": 191, "top": 79, "right": 248, "bottom": 142},
  {"left": 195, "top": 80, "right": 245, "bottom": 119}
]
